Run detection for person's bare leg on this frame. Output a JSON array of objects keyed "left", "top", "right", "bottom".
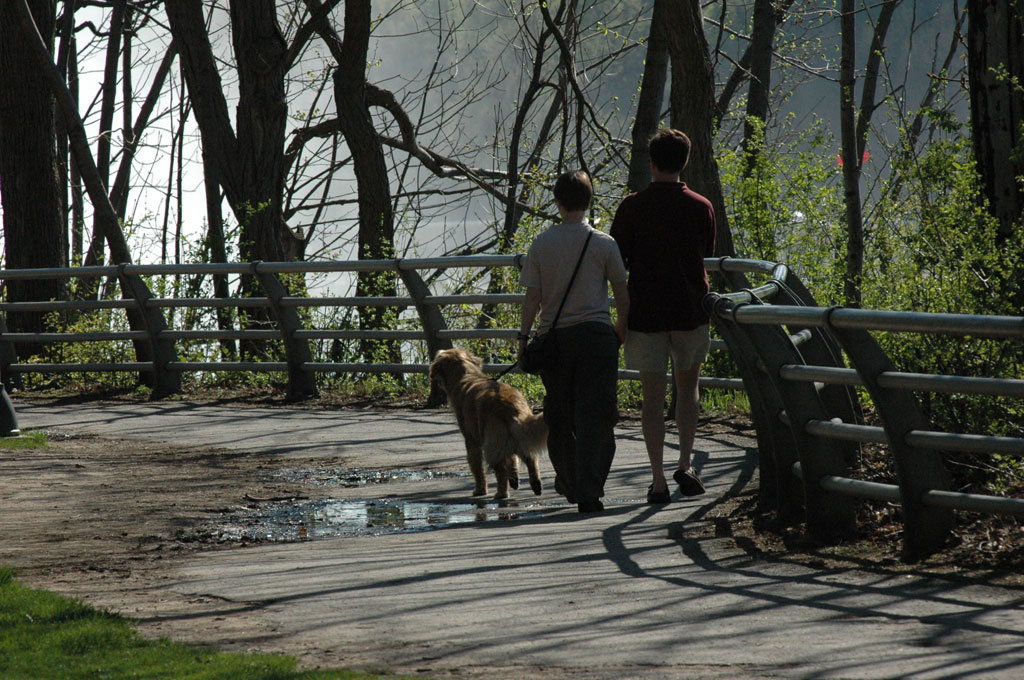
[
  {"left": 640, "top": 371, "right": 669, "bottom": 494},
  {"left": 673, "top": 363, "right": 702, "bottom": 472}
]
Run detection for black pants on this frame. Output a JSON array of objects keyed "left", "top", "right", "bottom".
[{"left": 541, "top": 321, "right": 619, "bottom": 504}]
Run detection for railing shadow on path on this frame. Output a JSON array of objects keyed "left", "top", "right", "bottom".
[{"left": 133, "top": 407, "right": 1024, "bottom": 679}]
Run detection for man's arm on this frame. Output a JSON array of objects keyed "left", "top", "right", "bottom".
[
  {"left": 609, "top": 201, "right": 632, "bottom": 268},
  {"left": 610, "top": 279, "right": 629, "bottom": 344},
  {"left": 705, "top": 205, "right": 717, "bottom": 258}
]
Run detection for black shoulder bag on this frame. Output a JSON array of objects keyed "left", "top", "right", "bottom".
[{"left": 519, "top": 231, "right": 594, "bottom": 375}]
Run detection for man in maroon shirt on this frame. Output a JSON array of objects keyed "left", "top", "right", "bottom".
[{"left": 610, "top": 129, "right": 716, "bottom": 504}]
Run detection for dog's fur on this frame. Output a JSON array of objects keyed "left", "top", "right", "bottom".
[{"left": 429, "top": 348, "right": 545, "bottom": 499}]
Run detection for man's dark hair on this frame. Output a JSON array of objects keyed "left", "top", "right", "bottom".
[
  {"left": 649, "top": 128, "right": 691, "bottom": 174},
  {"left": 553, "top": 170, "right": 593, "bottom": 212}
]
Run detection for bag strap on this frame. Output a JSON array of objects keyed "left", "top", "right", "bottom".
[
  {"left": 496, "top": 230, "right": 593, "bottom": 382},
  {"left": 549, "top": 230, "right": 594, "bottom": 330}
]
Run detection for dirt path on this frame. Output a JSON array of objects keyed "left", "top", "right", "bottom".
[
  {"left": 0, "top": 401, "right": 755, "bottom": 677},
  {"left": 0, "top": 432, "right": 335, "bottom": 650}
]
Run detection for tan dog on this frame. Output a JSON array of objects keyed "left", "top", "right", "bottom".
[{"left": 429, "top": 348, "right": 545, "bottom": 500}]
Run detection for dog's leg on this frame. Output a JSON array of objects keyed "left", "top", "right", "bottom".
[
  {"left": 508, "top": 456, "right": 520, "bottom": 490},
  {"left": 492, "top": 461, "right": 510, "bottom": 500},
  {"left": 466, "top": 440, "right": 487, "bottom": 497},
  {"left": 520, "top": 452, "right": 543, "bottom": 496}
]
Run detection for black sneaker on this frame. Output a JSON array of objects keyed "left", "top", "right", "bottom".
[
  {"left": 673, "top": 467, "right": 706, "bottom": 496},
  {"left": 577, "top": 499, "right": 604, "bottom": 514}
]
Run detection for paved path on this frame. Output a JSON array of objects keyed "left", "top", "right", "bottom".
[{"left": 15, "top": 400, "right": 1024, "bottom": 679}]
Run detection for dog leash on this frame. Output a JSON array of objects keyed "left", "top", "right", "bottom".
[
  {"left": 492, "top": 230, "right": 594, "bottom": 383},
  {"left": 492, "top": 361, "right": 518, "bottom": 382}
]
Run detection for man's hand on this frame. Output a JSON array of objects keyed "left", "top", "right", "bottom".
[
  {"left": 614, "top": 317, "right": 627, "bottom": 344},
  {"left": 516, "top": 335, "right": 529, "bottom": 366}
]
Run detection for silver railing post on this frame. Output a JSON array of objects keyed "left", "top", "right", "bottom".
[
  {"left": 118, "top": 265, "right": 181, "bottom": 398},
  {"left": 769, "top": 269, "right": 862, "bottom": 464},
  {"left": 397, "top": 262, "right": 452, "bottom": 408},
  {"left": 827, "top": 314, "right": 954, "bottom": 561},
  {"left": 727, "top": 300, "right": 857, "bottom": 543},
  {"left": 705, "top": 292, "right": 802, "bottom": 518},
  {"left": 253, "top": 264, "right": 318, "bottom": 400}
]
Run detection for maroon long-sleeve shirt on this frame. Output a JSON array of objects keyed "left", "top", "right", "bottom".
[{"left": 610, "top": 181, "right": 716, "bottom": 332}]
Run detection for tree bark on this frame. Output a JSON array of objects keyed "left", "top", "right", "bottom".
[
  {"left": 841, "top": 0, "right": 898, "bottom": 308},
  {"left": 663, "top": 0, "right": 735, "bottom": 257},
  {"left": 0, "top": 0, "right": 67, "bottom": 358},
  {"left": 305, "top": 0, "right": 400, "bottom": 361},
  {"left": 627, "top": 0, "right": 669, "bottom": 193},
  {"left": 967, "top": 0, "right": 1024, "bottom": 243},
  {"left": 741, "top": 0, "right": 780, "bottom": 167},
  {"left": 333, "top": 0, "right": 399, "bottom": 361},
  {"left": 839, "top": 0, "right": 863, "bottom": 308},
  {"left": 231, "top": 1, "right": 303, "bottom": 263},
  {"left": 165, "top": 0, "right": 304, "bottom": 265},
  {"left": 11, "top": 0, "right": 132, "bottom": 265}
]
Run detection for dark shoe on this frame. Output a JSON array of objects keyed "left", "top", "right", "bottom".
[
  {"left": 647, "top": 484, "right": 671, "bottom": 505},
  {"left": 673, "top": 467, "right": 706, "bottom": 496},
  {"left": 577, "top": 499, "right": 604, "bottom": 514}
]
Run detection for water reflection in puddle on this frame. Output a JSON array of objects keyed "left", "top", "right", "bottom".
[
  {"left": 214, "top": 498, "right": 546, "bottom": 543},
  {"left": 204, "top": 467, "right": 555, "bottom": 543},
  {"left": 274, "top": 467, "right": 467, "bottom": 487}
]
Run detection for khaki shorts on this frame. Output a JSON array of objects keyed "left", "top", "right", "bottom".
[{"left": 624, "top": 324, "right": 711, "bottom": 373}]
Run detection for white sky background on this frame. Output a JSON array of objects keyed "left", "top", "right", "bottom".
[
  {"left": 67, "top": 1, "right": 581, "bottom": 269},
  {"left": 5, "top": 2, "right": 966, "bottom": 275}
]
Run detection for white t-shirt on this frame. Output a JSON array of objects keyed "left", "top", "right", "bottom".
[{"left": 520, "top": 221, "right": 627, "bottom": 334}]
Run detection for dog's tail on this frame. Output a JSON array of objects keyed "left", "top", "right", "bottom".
[{"left": 513, "top": 411, "right": 548, "bottom": 454}]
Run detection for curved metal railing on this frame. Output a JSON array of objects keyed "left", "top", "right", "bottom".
[
  {"left": 703, "top": 259, "right": 1024, "bottom": 561},
  {"left": 2, "top": 255, "right": 1021, "bottom": 561}
]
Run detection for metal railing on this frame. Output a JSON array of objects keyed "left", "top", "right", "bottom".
[
  {"left": 704, "top": 260, "right": 1024, "bottom": 561},
  {"left": 0, "top": 256, "right": 756, "bottom": 400},
  {"left": 3, "top": 255, "right": 1021, "bottom": 561}
]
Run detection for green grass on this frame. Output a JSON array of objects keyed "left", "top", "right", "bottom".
[
  {"left": 0, "top": 567, "right": 425, "bottom": 680},
  {"left": 0, "top": 431, "right": 48, "bottom": 450},
  {"left": 700, "top": 388, "right": 750, "bottom": 415}
]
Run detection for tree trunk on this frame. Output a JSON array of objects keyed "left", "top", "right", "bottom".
[
  {"left": 840, "top": 0, "right": 898, "bottom": 308},
  {"left": 231, "top": 1, "right": 303, "bottom": 264},
  {"left": 741, "top": 0, "right": 779, "bottom": 167},
  {"left": 627, "top": 0, "right": 669, "bottom": 193},
  {"left": 839, "top": 0, "right": 863, "bottom": 308},
  {"left": 332, "top": 0, "right": 400, "bottom": 363},
  {"left": 55, "top": 0, "right": 75, "bottom": 269},
  {"left": 0, "top": 0, "right": 68, "bottom": 359},
  {"left": 165, "top": 0, "right": 304, "bottom": 265},
  {"left": 11, "top": 0, "right": 133, "bottom": 266},
  {"left": 967, "top": 0, "right": 1024, "bottom": 243},
  {"left": 663, "top": 0, "right": 735, "bottom": 258},
  {"left": 202, "top": 149, "right": 237, "bottom": 360},
  {"left": 81, "top": 0, "right": 125, "bottom": 272}
]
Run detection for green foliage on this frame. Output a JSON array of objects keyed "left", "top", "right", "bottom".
[
  {"left": 713, "top": 103, "right": 1024, "bottom": 491},
  {"left": 718, "top": 114, "right": 847, "bottom": 304},
  {"left": 864, "top": 129, "right": 1024, "bottom": 490},
  {"left": 20, "top": 280, "right": 139, "bottom": 393}
]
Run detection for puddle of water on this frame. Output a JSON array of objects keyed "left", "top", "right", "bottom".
[
  {"left": 211, "top": 498, "right": 546, "bottom": 543},
  {"left": 275, "top": 467, "right": 466, "bottom": 487},
  {"left": 193, "top": 466, "right": 563, "bottom": 544}
]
